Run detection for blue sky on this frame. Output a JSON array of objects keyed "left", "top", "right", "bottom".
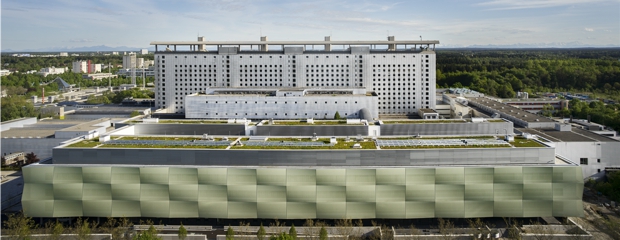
[{"left": 1, "top": 0, "right": 619, "bottom": 51}]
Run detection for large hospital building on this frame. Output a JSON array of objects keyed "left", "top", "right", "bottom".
[{"left": 151, "top": 37, "right": 438, "bottom": 118}]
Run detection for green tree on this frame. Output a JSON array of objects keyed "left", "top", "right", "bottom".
[
  {"left": 540, "top": 104, "right": 554, "bottom": 117},
  {"left": 319, "top": 226, "right": 328, "bottom": 240},
  {"left": 289, "top": 224, "right": 297, "bottom": 240},
  {"left": 257, "top": 223, "right": 267, "bottom": 240},
  {"left": 48, "top": 220, "right": 65, "bottom": 240},
  {"left": 102, "top": 217, "right": 133, "bottom": 240},
  {"left": 178, "top": 223, "right": 187, "bottom": 240},
  {"left": 226, "top": 226, "right": 235, "bottom": 240},
  {"left": 334, "top": 111, "right": 341, "bottom": 120},
  {"left": 270, "top": 232, "right": 294, "bottom": 240},
  {"left": 3, "top": 212, "right": 35, "bottom": 240},
  {"left": 133, "top": 225, "right": 161, "bottom": 240},
  {"left": 73, "top": 217, "right": 95, "bottom": 240}
]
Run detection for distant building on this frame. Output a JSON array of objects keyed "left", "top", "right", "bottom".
[
  {"left": 72, "top": 61, "right": 88, "bottom": 73},
  {"left": 0, "top": 69, "right": 10, "bottom": 76},
  {"left": 112, "top": 52, "right": 119, "bottom": 55},
  {"left": 141, "top": 49, "right": 148, "bottom": 55},
  {"left": 123, "top": 53, "right": 136, "bottom": 69},
  {"left": 59, "top": 52, "right": 68, "bottom": 57},
  {"left": 38, "top": 67, "right": 67, "bottom": 77},
  {"left": 82, "top": 73, "right": 117, "bottom": 80},
  {"left": 136, "top": 58, "right": 145, "bottom": 68},
  {"left": 72, "top": 61, "right": 102, "bottom": 73},
  {"left": 116, "top": 67, "right": 155, "bottom": 77}
]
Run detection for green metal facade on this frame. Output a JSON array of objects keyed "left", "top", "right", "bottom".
[{"left": 22, "top": 166, "right": 584, "bottom": 218}]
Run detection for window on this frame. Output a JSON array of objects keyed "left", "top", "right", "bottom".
[
  {"left": 597, "top": 159, "right": 601, "bottom": 163},
  {"left": 580, "top": 158, "right": 588, "bottom": 165}
]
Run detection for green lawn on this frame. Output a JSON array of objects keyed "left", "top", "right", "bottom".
[
  {"left": 98, "top": 144, "right": 228, "bottom": 149},
  {"left": 380, "top": 144, "right": 511, "bottom": 149},
  {"left": 67, "top": 139, "right": 100, "bottom": 148},
  {"left": 234, "top": 139, "right": 376, "bottom": 150},
  {"left": 510, "top": 138, "right": 545, "bottom": 147},
  {"left": 381, "top": 120, "right": 467, "bottom": 124},
  {"left": 267, "top": 120, "right": 358, "bottom": 125}
]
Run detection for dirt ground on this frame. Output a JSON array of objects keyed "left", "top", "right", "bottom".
[{"left": 568, "top": 187, "right": 620, "bottom": 240}]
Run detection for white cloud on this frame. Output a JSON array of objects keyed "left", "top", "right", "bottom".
[
  {"left": 584, "top": 28, "right": 594, "bottom": 32},
  {"left": 477, "top": 0, "right": 609, "bottom": 10}
]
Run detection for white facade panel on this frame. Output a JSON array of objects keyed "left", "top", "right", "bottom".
[{"left": 185, "top": 95, "right": 378, "bottom": 120}]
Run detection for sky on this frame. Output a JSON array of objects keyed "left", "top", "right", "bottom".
[{"left": 1, "top": 0, "right": 619, "bottom": 51}]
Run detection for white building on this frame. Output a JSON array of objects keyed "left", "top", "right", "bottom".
[
  {"left": 72, "top": 61, "right": 102, "bottom": 73},
  {"left": 184, "top": 88, "right": 379, "bottom": 119},
  {"left": 123, "top": 53, "right": 137, "bottom": 69},
  {"left": 152, "top": 36, "right": 439, "bottom": 116},
  {"left": 38, "top": 67, "right": 67, "bottom": 77},
  {"left": 136, "top": 58, "right": 145, "bottom": 68},
  {"left": 0, "top": 69, "right": 9, "bottom": 76},
  {"left": 59, "top": 52, "right": 68, "bottom": 57},
  {"left": 141, "top": 49, "right": 148, "bottom": 55},
  {"left": 72, "top": 61, "right": 88, "bottom": 73}
]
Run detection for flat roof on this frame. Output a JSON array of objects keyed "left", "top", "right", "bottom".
[
  {"left": 59, "top": 118, "right": 110, "bottom": 132},
  {"left": 469, "top": 97, "right": 555, "bottom": 123},
  {"left": 151, "top": 40, "right": 440, "bottom": 46},
  {"left": 518, "top": 127, "right": 618, "bottom": 142},
  {"left": 1, "top": 128, "right": 57, "bottom": 138}
]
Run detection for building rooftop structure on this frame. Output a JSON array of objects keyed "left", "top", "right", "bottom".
[
  {"left": 468, "top": 97, "right": 556, "bottom": 128},
  {"left": 519, "top": 127, "right": 618, "bottom": 143}
]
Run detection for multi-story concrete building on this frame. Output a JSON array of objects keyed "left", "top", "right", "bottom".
[
  {"left": 72, "top": 61, "right": 101, "bottom": 74},
  {"left": 151, "top": 36, "right": 439, "bottom": 116},
  {"left": 123, "top": 53, "right": 137, "bottom": 69}
]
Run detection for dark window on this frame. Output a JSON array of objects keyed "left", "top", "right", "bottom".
[{"left": 580, "top": 158, "right": 588, "bottom": 165}]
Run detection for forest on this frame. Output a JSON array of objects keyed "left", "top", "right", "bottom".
[{"left": 435, "top": 48, "right": 620, "bottom": 99}]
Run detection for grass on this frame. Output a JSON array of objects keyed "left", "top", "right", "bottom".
[
  {"left": 509, "top": 137, "right": 545, "bottom": 147},
  {"left": 99, "top": 144, "right": 228, "bottom": 149},
  {"left": 67, "top": 138, "right": 100, "bottom": 148},
  {"left": 122, "top": 136, "right": 203, "bottom": 141},
  {"left": 158, "top": 120, "right": 232, "bottom": 124},
  {"left": 380, "top": 144, "right": 511, "bottom": 149},
  {"left": 266, "top": 120, "right": 360, "bottom": 125},
  {"left": 378, "top": 136, "right": 496, "bottom": 140},
  {"left": 234, "top": 138, "right": 376, "bottom": 150},
  {"left": 381, "top": 120, "right": 467, "bottom": 124}
]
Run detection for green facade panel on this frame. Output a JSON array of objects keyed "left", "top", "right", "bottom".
[{"left": 22, "top": 166, "right": 584, "bottom": 219}]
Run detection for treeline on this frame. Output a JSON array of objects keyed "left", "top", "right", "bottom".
[
  {"left": 1, "top": 55, "right": 153, "bottom": 73},
  {"left": 436, "top": 49, "right": 620, "bottom": 99}
]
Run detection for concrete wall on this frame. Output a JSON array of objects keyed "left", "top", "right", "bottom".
[
  {"left": 53, "top": 147, "right": 555, "bottom": 166},
  {"left": 0, "top": 118, "right": 37, "bottom": 131},
  {"left": 2, "top": 138, "right": 67, "bottom": 159},
  {"left": 133, "top": 124, "right": 246, "bottom": 136},
  {"left": 185, "top": 95, "right": 379, "bottom": 120},
  {"left": 381, "top": 121, "right": 514, "bottom": 136},
  {"left": 255, "top": 125, "right": 368, "bottom": 136},
  {"left": 554, "top": 141, "right": 620, "bottom": 179}
]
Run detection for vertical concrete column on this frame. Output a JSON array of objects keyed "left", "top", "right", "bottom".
[
  {"left": 324, "top": 36, "right": 332, "bottom": 51},
  {"left": 387, "top": 36, "right": 395, "bottom": 51},
  {"left": 198, "top": 36, "right": 206, "bottom": 51},
  {"left": 260, "top": 36, "right": 268, "bottom": 52}
]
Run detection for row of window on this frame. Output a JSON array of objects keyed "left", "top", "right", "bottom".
[
  {"left": 205, "top": 112, "right": 357, "bottom": 116},
  {"left": 205, "top": 100, "right": 360, "bottom": 104}
]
